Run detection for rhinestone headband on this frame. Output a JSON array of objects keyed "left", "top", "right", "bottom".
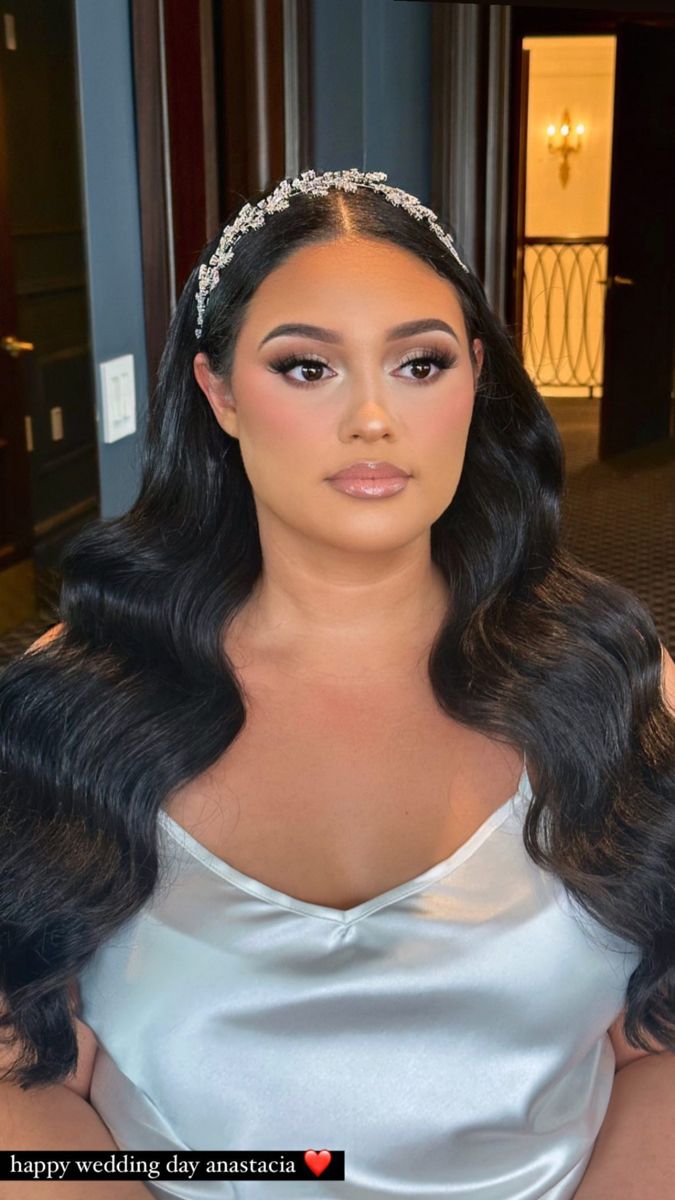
[{"left": 194, "top": 167, "right": 470, "bottom": 339}]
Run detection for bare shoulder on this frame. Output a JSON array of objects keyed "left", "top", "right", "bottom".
[
  {"left": 24, "top": 621, "right": 65, "bottom": 655},
  {"left": 608, "top": 642, "right": 674, "bottom": 1071}
]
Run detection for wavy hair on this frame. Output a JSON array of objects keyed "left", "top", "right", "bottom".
[{"left": 1, "top": 177, "right": 674, "bottom": 1089}]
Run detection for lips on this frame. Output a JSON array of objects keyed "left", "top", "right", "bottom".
[{"left": 327, "top": 460, "right": 410, "bottom": 481}]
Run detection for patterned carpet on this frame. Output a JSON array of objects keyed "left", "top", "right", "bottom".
[
  {"left": 549, "top": 394, "right": 674, "bottom": 656},
  {"left": 1, "top": 401, "right": 673, "bottom": 666}
]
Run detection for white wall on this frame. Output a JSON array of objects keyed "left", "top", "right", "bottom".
[{"left": 524, "top": 35, "right": 615, "bottom": 238}]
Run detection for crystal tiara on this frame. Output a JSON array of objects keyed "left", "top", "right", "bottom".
[{"left": 194, "top": 167, "right": 470, "bottom": 339}]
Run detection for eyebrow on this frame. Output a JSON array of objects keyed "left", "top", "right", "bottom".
[{"left": 257, "top": 318, "right": 460, "bottom": 350}]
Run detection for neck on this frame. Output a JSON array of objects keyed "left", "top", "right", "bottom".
[{"left": 226, "top": 543, "right": 451, "bottom": 685}]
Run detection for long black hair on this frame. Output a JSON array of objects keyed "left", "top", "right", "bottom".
[{"left": 2, "top": 176, "right": 674, "bottom": 1089}]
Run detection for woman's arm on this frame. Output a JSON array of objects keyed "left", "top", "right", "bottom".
[
  {"left": 4, "top": 632, "right": 146, "bottom": 1192},
  {"left": 0, "top": 997, "right": 149, "bottom": 1196},
  {"left": 572, "top": 1053, "right": 675, "bottom": 1200},
  {"left": 0, "top": 1080, "right": 152, "bottom": 1197},
  {"left": 573, "top": 644, "right": 675, "bottom": 1198},
  {"left": 574, "top": 1004, "right": 675, "bottom": 1198}
]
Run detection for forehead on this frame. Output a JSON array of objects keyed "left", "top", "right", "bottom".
[{"left": 240, "top": 237, "right": 467, "bottom": 342}]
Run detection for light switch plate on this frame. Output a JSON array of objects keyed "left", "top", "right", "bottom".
[
  {"left": 100, "top": 354, "right": 136, "bottom": 443},
  {"left": 50, "top": 406, "right": 64, "bottom": 441}
]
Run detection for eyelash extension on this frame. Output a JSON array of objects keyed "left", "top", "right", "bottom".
[{"left": 268, "top": 348, "right": 458, "bottom": 386}]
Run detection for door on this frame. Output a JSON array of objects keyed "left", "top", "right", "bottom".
[
  {"left": 0, "top": 45, "right": 32, "bottom": 565},
  {"left": 0, "top": 0, "right": 100, "bottom": 624},
  {"left": 599, "top": 23, "right": 675, "bottom": 458}
]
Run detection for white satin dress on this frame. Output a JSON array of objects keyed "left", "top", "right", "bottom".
[{"left": 77, "top": 760, "right": 641, "bottom": 1199}]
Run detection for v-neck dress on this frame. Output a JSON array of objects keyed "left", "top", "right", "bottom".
[{"left": 76, "top": 761, "right": 641, "bottom": 1199}]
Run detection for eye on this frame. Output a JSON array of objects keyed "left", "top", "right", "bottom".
[
  {"left": 395, "top": 348, "right": 458, "bottom": 383},
  {"left": 267, "top": 346, "right": 459, "bottom": 388},
  {"left": 268, "top": 353, "right": 333, "bottom": 386}
]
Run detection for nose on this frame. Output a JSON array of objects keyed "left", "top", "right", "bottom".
[{"left": 338, "top": 370, "right": 399, "bottom": 440}]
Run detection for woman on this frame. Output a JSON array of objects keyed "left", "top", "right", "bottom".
[{"left": 1, "top": 168, "right": 674, "bottom": 1199}]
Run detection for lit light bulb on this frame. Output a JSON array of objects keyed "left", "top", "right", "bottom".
[
  {"left": 576, "top": 124, "right": 585, "bottom": 135},
  {"left": 547, "top": 124, "right": 556, "bottom": 137},
  {"left": 561, "top": 124, "right": 570, "bottom": 136}
]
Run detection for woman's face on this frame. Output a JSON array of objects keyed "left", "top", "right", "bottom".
[{"left": 194, "top": 236, "right": 483, "bottom": 556}]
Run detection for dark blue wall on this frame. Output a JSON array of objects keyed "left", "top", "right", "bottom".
[
  {"left": 74, "top": 0, "right": 148, "bottom": 519},
  {"left": 72, "top": 0, "right": 433, "bottom": 517},
  {"left": 311, "top": 0, "right": 433, "bottom": 205}
]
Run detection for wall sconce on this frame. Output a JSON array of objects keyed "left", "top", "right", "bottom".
[{"left": 547, "top": 109, "right": 585, "bottom": 188}]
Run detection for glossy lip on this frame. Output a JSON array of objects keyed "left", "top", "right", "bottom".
[
  {"left": 328, "top": 476, "right": 410, "bottom": 498},
  {"left": 326, "top": 459, "right": 411, "bottom": 481}
]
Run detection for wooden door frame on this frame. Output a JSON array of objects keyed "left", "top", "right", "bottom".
[
  {"left": 130, "top": 0, "right": 173, "bottom": 399},
  {"left": 130, "top": 0, "right": 314, "bottom": 393},
  {"left": 0, "top": 42, "right": 36, "bottom": 564}
]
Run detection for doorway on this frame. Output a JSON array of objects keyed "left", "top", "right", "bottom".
[
  {"left": 519, "top": 34, "right": 615, "bottom": 472},
  {"left": 511, "top": 8, "right": 675, "bottom": 468},
  {"left": 0, "top": 0, "right": 100, "bottom": 642},
  {"left": 508, "top": 6, "right": 675, "bottom": 652}
]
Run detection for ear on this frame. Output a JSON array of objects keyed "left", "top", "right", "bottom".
[
  {"left": 193, "top": 352, "right": 239, "bottom": 439},
  {"left": 471, "top": 338, "right": 484, "bottom": 383}
]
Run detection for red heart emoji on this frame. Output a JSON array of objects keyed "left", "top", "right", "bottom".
[{"left": 304, "top": 1149, "right": 332, "bottom": 1177}]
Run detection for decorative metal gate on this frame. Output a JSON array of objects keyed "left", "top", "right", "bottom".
[{"left": 521, "top": 237, "right": 608, "bottom": 394}]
